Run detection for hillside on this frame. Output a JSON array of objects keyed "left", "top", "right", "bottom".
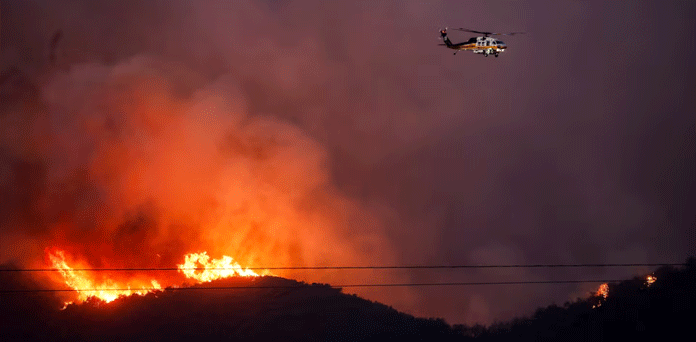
[
  {"left": 471, "top": 258, "right": 696, "bottom": 341},
  {"left": 2, "top": 259, "right": 695, "bottom": 341},
  {"left": 0, "top": 274, "right": 464, "bottom": 342}
]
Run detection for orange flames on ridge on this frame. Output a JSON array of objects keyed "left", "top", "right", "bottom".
[
  {"left": 48, "top": 250, "right": 162, "bottom": 304},
  {"left": 48, "top": 249, "right": 260, "bottom": 307},
  {"left": 177, "top": 251, "right": 258, "bottom": 282}
]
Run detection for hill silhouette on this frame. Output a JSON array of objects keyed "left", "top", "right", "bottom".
[
  {"left": 0, "top": 273, "right": 462, "bottom": 341},
  {"left": 2, "top": 259, "right": 695, "bottom": 341},
  {"left": 468, "top": 258, "right": 696, "bottom": 341}
]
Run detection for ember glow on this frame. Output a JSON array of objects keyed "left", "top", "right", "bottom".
[
  {"left": 646, "top": 275, "right": 657, "bottom": 287},
  {"left": 48, "top": 249, "right": 162, "bottom": 304},
  {"left": 592, "top": 283, "right": 610, "bottom": 308},
  {"left": 596, "top": 283, "right": 609, "bottom": 299},
  {"left": 178, "top": 252, "right": 259, "bottom": 282}
]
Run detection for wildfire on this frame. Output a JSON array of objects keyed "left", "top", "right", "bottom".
[
  {"left": 596, "top": 283, "right": 609, "bottom": 299},
  {"left": 646, "top": 275, "right": 656, "bottom": 287},
  {"left": 177, "top": 252, "right": 259, "bottom": 282},
  {"left": 48, "top": 250, "right": 162, "bottom": 304},
  {"left": 592, "top": 283, "right": 609, "bottom": 308},
  {"left": 48, "top": 249, "right": 259, "bottom": 307}
]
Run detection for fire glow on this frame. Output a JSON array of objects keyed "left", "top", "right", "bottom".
[
  {"left": 48, "top": 250, "right": 162, "bottom": 304},
  {"left": 646, "top": 275, "right": 656, "bottom": 287},
  {"left": 48, "top": 249, "right": 258, "bottom": 306},
  {"left": 596, "top": 283, "right": 609, "bottom": 299},
  {"left": 177, "top": 251, "right": 259, "bottom": 282},
  {"left": 592, "top": 283, "right": 609, "bottom": 309}
]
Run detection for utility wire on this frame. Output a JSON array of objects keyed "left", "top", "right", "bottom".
[
  {"left": 0, "top": 263, "right": 685, "bottom": 272},
  {"left": 0, "top": 279, "right": 623, "bottom": 294}
]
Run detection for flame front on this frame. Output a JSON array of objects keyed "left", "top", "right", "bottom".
[
  {"left": 48, "top": 250, "right": 162, "bottom": 304},
  {"left": 48, "top": 249, "right": 258, "bottom": 307},
  {"left": 177, "top": 252, "right": 258, "bottom": 282}
]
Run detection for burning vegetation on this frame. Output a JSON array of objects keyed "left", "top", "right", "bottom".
[
  {"left": 177, "top": 251, "right": 259, "bottom": 282},
  {"left": 47, "top": 248, "right": 261, "bottom": 307},
  {"left": 591, "top": 283, "right": 609, "bottom": 309},
  {"left": 47, "top": 249, "right": 162, "bottom": 304},
  {"left": 646, "top": 274, "right": 657, "bottom": 287}
]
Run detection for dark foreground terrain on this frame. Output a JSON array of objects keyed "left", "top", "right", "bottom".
[
  {"left": 1, "top": 273, "right": 462, "bottom": 342},
  {"left": 1, "top": 259, "right": 695, "bottom": 341}
]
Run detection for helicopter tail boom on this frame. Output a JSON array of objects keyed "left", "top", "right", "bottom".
[{"left": 440, "top": 29, "right": 453, "bottom": 47}]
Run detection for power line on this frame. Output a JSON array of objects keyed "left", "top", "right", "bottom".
[
  {"left": 0, "top": 263, "right": 685, "bottom": 272},
  {"left": 0, "top": 279, "right": 622, "bottom": 295}
]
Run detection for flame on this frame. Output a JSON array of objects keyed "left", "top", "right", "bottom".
[
  {"left": 48, "top": 250, "right": 162, "bottom": 304},
  {"left": 177, "top": 251, "right": 259, "bottom": 282},
  {"left": 646, "top": 275, "right": 656, "bottom": 287},
  {"left": 60, "top": 301, "right": 74, "bottom": 310},
  {"left": 48, "top": 249, "right": 260, "bottom": 307},
  {"left": 592, "top": 283, "right": 609, "bottom": 308},
  {"left": 596, "top": 283, "right": 609, "bottom": 299}
]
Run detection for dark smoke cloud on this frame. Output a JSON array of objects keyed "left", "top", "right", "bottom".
[{"left": 1, "top": 0, "right": 695, "bottom": 325}]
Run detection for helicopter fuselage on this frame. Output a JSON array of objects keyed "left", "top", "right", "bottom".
[
  {"left": 441, "top": 30, "right": 508, "bottom": 57},
  {"left": 466, "top": 37, "right": 507, "bottom": 54}
]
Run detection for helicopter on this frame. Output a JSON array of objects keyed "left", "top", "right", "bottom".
[{"left": 439, "top": 28, "right": 524, "bottom": 57}]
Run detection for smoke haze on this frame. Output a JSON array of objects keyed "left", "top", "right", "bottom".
[{"left": 1, "top": 0, "right": 694, "bottom": 324}]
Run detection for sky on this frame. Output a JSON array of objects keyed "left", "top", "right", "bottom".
[{"left": 1, "top": 0, "right": 695, "bottom": 325}]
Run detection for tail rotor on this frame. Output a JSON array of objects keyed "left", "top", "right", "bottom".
[{"left": 438, "top": 27, "right": 454, "bottom": 49}]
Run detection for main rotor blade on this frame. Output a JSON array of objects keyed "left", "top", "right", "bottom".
[
  {"left": 496, "top": 32, "right": 525, "bottom": 36},
  {"left": 453, "top": 28, "right": 525, "bottom": 36},
  {"left": 453, "top": 28, "right": 491, "bottom": 35}
]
